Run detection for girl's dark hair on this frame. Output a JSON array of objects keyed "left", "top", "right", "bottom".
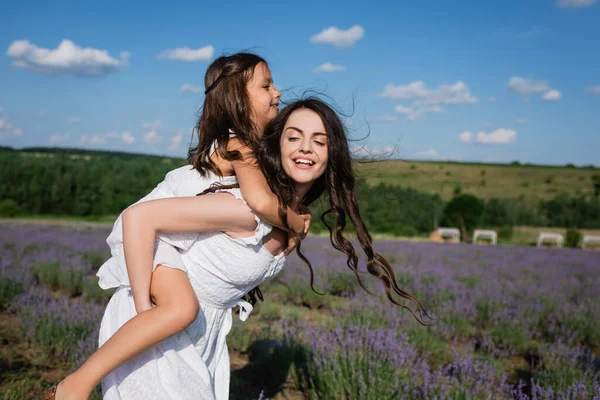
[
  {"left": 187, "top": 52, "right": 267, "bottom": 177},
  {"left": 252, "top": 97, "right": 431, "bottom": 324}
]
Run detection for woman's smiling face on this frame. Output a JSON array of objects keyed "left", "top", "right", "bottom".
[{"left": 280, "top": 108, "right": 328, "bottom": 187}]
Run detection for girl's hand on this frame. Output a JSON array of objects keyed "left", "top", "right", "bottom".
[
  {"left": 135, "top": 299, "right": 155, "bottom": 314},
  {"left": 285, "top": 212, "right": 311, "bottom": 255}
]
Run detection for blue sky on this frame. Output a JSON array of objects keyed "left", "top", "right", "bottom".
[{"left": 1, "top": 0, "right": 599, "bottom": 165}]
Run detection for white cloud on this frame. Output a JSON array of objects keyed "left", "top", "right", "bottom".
[
  {"left": 157, "top": 45, "right": 214, "bottom": 62},
  {"left": 542, "top": 89, "right": 561, "bottom": 102},
  {"left": 367, "top": 115, "right": 398, "bottom": 122},
  {"left": 379, "top": 81, "right": 429, "bottom": 100},
  {"left": 144, "top": 131, "right": 162, "bottom": 144},
  {"left": 67, "top": 117, "right": 80, "bottom": 123},
  {"left": 180, "top": 83, "right": 204, "bottom": 94},
  {"left": 7, "top": 39, "right": 128, "bottom": 78},
  {"left": 142, "top": 120, "right": 161, "bottom": 130},
  {"left": 91, "top": 135, "right": 106, "bottom": 144},
  {"left": 479, "top": 129, "right": 517, "bottom": 144},
  {"left": 395, "top": 104, "right": 442, "bottom": 121},
  {"left": 517, "top": 118, "right": 528, "bottom": 124},
  {"left": 556, "top": 0, "right": 596, "bottom": 8},
  {"left": 80, "top": 131, "right": 133, "bottom": 145},
  {"left": 416, "top": 149, "right": 438, "bottom": 157},
  {"left": 169, "top": 133, "right": 183, "bottom": 149},
  {"left": 508, "top": 76, "right": 561, "bottom": 101},
  {"left": 379, "top": 80, "right": 478, "bottom": 106},
  {"left": 310, "top": 25, "right": 365, "bottom": 48},
  {"left": 121, "top": 131, "right": 135, "bottom": 144},
  {"left": 351, "top": 144, "right": 398, "bottom": 158},
  {"left": 0, "top": 116, "right": 16, "bottom": 140},
  {"left": 314, "top": 62, "right": 346, "bottom": 73},
  {"left": 587, "top": 85, "right": 600, "bottom": 94},
  {"left": 39, "top": 111, "right": 47, "bottom": 118},
  {"left": 0, "top": 112, "right": 22, "bottom": 139},
  {"left": 50, "top": 133, "right": 69, "bottom": 143},
  {"left": 488, "top": 96, "right": 496, "bottom": 102},
  {"left": 460, "top": 128, "right": 517, "bottom": 144},
  {"left": 459, "top": 131, "right": 474, "bottom": 143},
  {"left": 380, "top": 80, "right": 476, "bottom": 121},
  {"left": 517, "top": 26, "right": 547, "bottom": 38},
  {"left": 507, "top": 76, "right": 549, "bottom": 95}
]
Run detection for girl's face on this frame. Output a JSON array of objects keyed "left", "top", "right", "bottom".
[
  {"left": 280, "top": 108, "right": 328, "bottom": 187},
  {"left": 247, "top": 62, "right": 281, "bottom": 132}
]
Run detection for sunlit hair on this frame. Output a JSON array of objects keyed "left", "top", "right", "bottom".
[
  {"left": 187, "top": 52, "right": 267, "bottom": 177},
  {"left": 255, "top": 97, "right": 431, "bottom": 324}
]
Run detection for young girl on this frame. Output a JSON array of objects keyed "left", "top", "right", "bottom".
[{"left": 44, "top": 98, "right": 430, "bottom": 400}]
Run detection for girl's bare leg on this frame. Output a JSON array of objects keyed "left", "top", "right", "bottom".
[{"left": 55, "top": 266, "right": 199, "bottom": 400}]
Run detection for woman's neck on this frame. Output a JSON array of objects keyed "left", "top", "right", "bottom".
[{"left": 291, "top": 182, "right": 312, "bottom": 210}]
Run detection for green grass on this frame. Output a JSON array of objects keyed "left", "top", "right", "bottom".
[
  {"left": 406, "top": 327, "right": 454, "bottom": 367},
  {"left": 357, "top": 160, "right": 597, "bottom": 208}
]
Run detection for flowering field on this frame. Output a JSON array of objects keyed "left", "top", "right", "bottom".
[{"left": 1, "top": 222, "right": 599, "bottom": 400}]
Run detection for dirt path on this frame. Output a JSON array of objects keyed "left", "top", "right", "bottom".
[{"left": 0, "top": 312, "right": 69, "bottom": 400}]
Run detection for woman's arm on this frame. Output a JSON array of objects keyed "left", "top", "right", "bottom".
[
  {"left": 229, "top": 140, "right": 309, "bottom": 236},
  {"left": 122, "top": 194, "right": 256, "bottom": 313}
]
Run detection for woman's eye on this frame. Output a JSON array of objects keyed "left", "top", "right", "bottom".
[
  {"left": 288, "top": 137, "right": 300, "bottom": 141},
  {"left": 314, "top": 141, "right": 325, "bottom": 146}
]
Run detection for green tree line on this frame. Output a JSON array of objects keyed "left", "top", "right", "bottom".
[{"left": 1, "top": 149, "right": 599, "bottom": 235}]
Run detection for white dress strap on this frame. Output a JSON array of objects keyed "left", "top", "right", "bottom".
[{"left": 235, "top": 300, "right": 253, "bottom": 321}]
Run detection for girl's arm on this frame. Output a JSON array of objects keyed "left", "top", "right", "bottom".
[
  {"left": 229, "top": 140, "right": 309, "bottom": 237},
  {"left": 122, "top": 194, "right": 257, "bottom": 313}
]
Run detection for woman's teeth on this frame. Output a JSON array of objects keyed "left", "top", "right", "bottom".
[{"left": 295, "top": 159, "right": 314, "bottom": 166}]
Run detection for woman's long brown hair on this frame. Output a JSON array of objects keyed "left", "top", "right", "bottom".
[{"left": 252, "top": 98, "right": 433, "bottom": 325}]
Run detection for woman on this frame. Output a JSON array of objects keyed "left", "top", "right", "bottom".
[{"left": 45, "top": 98, "right": 429, "bottom": 400}]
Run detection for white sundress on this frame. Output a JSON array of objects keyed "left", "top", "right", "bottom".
[{"left": 95, "top": 167, "right": 286, "bottom": 399}]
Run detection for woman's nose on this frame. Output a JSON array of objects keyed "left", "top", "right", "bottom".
[{"left": 299, "top": 139, "right": 313, "bottom": 153}]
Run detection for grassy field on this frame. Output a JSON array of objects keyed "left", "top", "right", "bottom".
[{"left": 357, "top": 160, "right": 597, "bottom": 208}]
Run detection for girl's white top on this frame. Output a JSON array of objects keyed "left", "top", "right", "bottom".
[{"left": 95, "top": 165, "right": 286, "bottom": 400}]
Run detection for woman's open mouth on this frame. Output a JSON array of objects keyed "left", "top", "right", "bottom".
[{"left": 292, "top": 157, "right": 315, "bottom": 169}]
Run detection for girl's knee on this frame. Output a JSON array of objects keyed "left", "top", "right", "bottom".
[
  {"left": 150, "top": 265, "right": 199, "bottom": 329},
  {"left": 166, "top": 298, "right": 199, "bottom": 331}
]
